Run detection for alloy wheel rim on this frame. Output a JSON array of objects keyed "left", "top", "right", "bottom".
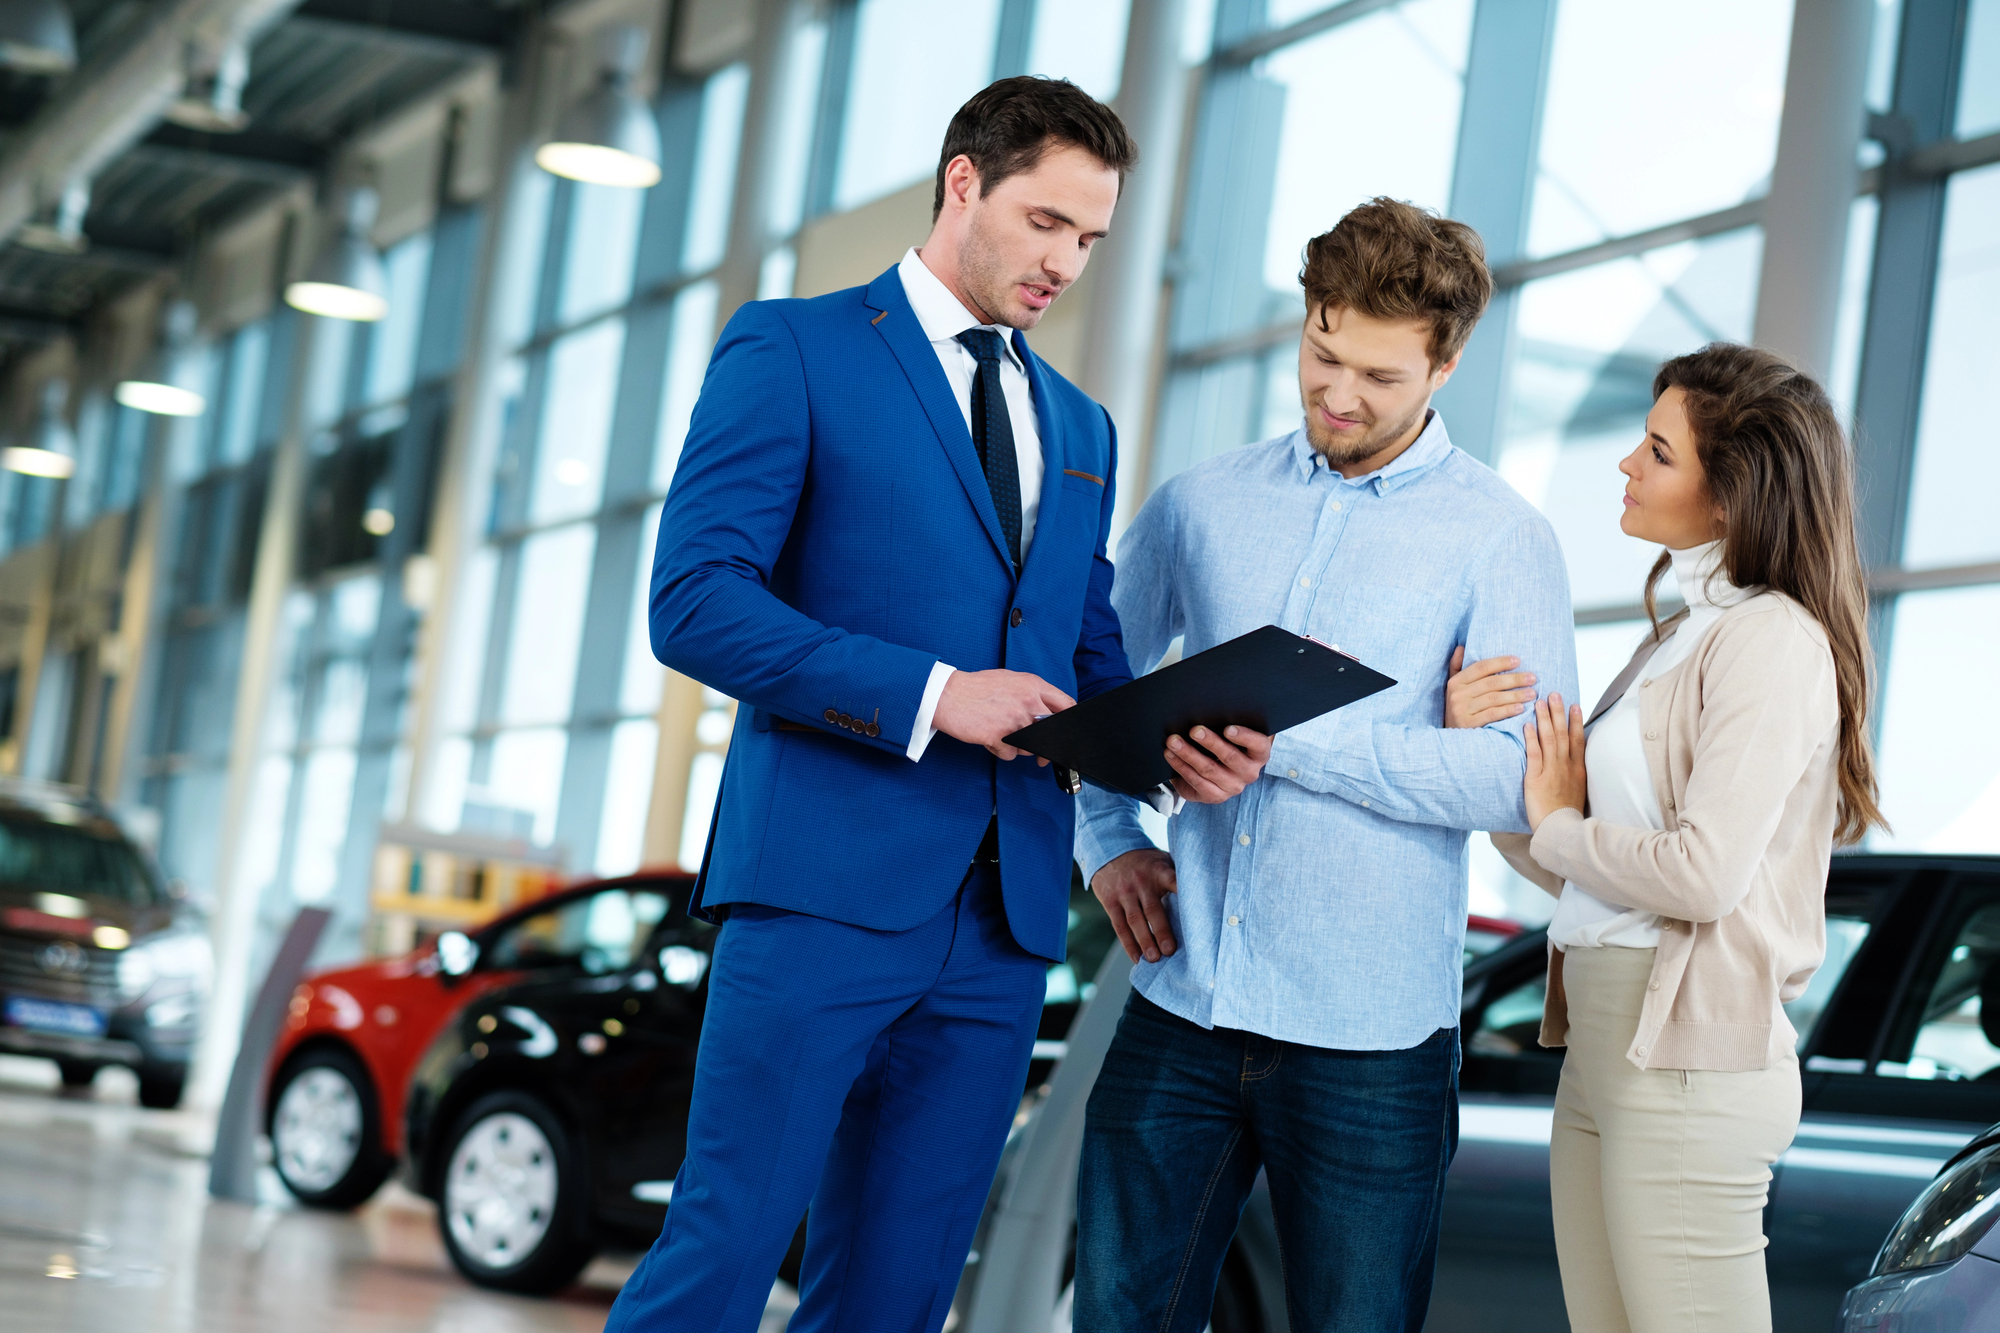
[
  {"left": 272, "top": 1066, "right": 364, "bottom": 1192},
  {"left": 444, "top": 1111, "right": 558, "bottom": 1270}
]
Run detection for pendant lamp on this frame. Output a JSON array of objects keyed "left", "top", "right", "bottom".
[
  {"left": 535, "top": 25, "right": 662, "bottom": 189},
  {"left": 285, "top": 187, "right": 389, "bottom": 322}
]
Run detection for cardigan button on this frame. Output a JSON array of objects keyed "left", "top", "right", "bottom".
[
  {"left": 1645, "top": 730, "right": 1658, "bottom": 740},
  {"left": 1649, "top": 981, "right": 1659, "bottom": 991},
  {"left": 1635, "top": 1047, "right": 1646, "bottom": 1057}
]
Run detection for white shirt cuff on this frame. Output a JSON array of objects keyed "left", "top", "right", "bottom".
[
  {"left": 907, "top": 662, "right": 955, "bottom": 761},
  {"left": 1143, "top": 786, "right": 1186, "bottom": 816}
]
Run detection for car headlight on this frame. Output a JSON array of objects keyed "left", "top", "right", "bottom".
[
  {"left": 1873, "top": 1139, "right": 2000, "bottom": 1275},
  {"left": 115, "top": 931, "right": 214, "bottom": 1000}
]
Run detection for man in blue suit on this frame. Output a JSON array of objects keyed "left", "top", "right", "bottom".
[{"left": 605, "top": 78, "right": 1271, "bottom": 1333}]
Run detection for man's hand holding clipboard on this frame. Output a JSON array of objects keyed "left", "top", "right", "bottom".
[{"left": 1005, "top": 624, "right": 1397, "bottom": 798}]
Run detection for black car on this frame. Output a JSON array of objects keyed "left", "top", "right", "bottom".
[
  {"left": 952, "top": 853, "right": 2000, "bottom": 1333},
  {"left": 401, "top": 868, "right": 1118, "bottom": 1293},
  {"left": 0, "top": 778, "right": 207, "bottom": 1108},
  {"left": 1432, "top": 852, "right": 2000, "bottom": 1333}
]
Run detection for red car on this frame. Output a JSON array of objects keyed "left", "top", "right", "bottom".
[{"left": 264, "top": 870, "right": 692, "bottom": 1208}]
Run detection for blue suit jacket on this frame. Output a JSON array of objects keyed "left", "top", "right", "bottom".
[{"left": 648, "top": 266, "right": 1132, "bottom": 962}]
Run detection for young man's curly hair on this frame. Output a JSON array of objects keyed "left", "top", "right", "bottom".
[{"left": 1299, "top": 197, "right": 1493, "bottom": 368}]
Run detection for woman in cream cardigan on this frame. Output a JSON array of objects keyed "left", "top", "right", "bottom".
[{"left": 1446, "top": 343, "right": 1886, "bottom": 1333}]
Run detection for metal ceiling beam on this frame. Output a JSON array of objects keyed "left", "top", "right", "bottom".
[
  {"left": 288, "top": 0, "right": 517, "bottom": 54},
  {"left": 281, "top": 11, "right": 506, "bottom": 63},
  {"left": 0, "top": 0, "right": 306, "bottom": 241},
  {"left": 130, "top": 127, "right": 322, "bottom": 185}
]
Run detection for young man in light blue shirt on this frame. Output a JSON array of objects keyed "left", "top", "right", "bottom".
[{"left": 1073, "top": 197, "right": 1578, "bottom": 1331}]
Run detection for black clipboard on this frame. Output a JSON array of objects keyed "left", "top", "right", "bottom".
[{"left": 1004, "top": 624, "right": 1397, "bottom": 798}]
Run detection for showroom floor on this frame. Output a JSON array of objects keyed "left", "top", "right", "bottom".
[{"left": 0, "top": 1058, "right": 796, "bottom": 1333}]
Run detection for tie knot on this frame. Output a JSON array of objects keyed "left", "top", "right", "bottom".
[{"left": 956, "top": 327, "right": 1008, "bottom": 366}]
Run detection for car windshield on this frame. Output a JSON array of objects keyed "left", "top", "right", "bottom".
[
  {"left": 487, "top": 888, "right": 672, "bottom": 975},
  {"left": 0, "top": 814, "right": 155, "bottom": 905}
]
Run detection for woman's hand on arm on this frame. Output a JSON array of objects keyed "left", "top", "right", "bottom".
[
  {"left": 1523, "top": 693, "right": 1588, "bottom": 831},
  {"left": 1444, "top": 646, "right": 1539, "bottom": 728}
]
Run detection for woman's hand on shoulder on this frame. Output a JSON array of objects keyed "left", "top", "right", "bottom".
[
  {"left": 1444, "top": 646, "right": 1539, "bottom": 728},
  {"left": 1523, "top": 693, "right": 1588, "bottom": 831}
]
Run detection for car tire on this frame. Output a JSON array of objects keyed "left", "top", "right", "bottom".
[
  {"left": 56, "top": 1059, "right": 98, "bottom": 1089},
  {"left": 270, "top": 1047, "right": 392, "bottom": 1208},
  {"left": 137, "top": 1068, "right": 186, "bottom": 1109},
  {"left": 436, "top": 1090, "right": 595, "bottom": 1295}
]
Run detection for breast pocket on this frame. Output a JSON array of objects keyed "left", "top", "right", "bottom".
[{"left": 1315, "top": 584, "right": 1449, "bottom": 687}]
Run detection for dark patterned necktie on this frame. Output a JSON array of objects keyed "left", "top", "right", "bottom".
[{"left": 955, "top": 328, "right": 1023, "bottom": 572}]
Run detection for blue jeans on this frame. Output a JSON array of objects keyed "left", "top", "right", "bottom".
[{"left": 1075, "top": 992, "right": 1460, "bottom": 1333}]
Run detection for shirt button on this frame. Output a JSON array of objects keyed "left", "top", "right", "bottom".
[
  {"left": 1299, "top": 576, "right": 1311, "bottom": 588},
  {"left": 1330, "top": 500, "right": 1343, "bottom": 512},
  {"left": 1227, "top": 915, "right": 1240, "bottom": 926},
  {"left": 1238, "top": 834, "right": 1251, "bottom": 846},
  {"left": 1361, "top": 800, "right": 1370, "bottom": 809},
  {"left": 1287, "top": 768, "right": 1298, "bottom": 779}
]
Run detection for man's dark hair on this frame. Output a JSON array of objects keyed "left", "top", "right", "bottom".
[{"left": 932, "top": 76, "right": 1137, "bottom": 221}]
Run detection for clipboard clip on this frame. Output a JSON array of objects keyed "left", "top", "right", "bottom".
[{"left": 1301, "top": 633, "right": 1359, "bottom": 661}]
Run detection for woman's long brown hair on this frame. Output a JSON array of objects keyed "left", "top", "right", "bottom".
[{"left": 1645, "top": 343, "right": 1887, "bottom": 845}]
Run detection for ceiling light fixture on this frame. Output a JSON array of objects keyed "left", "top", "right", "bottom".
[
  {"left": 535, "top": 25, "right": 662, "bottom": 189},
  {"left": 116, "top": 301, "right": 207, "bottom": 417},
  {"left": 0, "top": 0, "right": 75, "bottom": 75},
  {"left": 3, "top": 378, "right": 77, "bottom": 478},
  {"left": 16, "top": 178, "right": 90, "bottom": 254},
  {"left": 285, "top": 187, "right": 389, "bottom": 321},
  {"left": 165, "top": 39, "right": 251, "bottom": 133}
]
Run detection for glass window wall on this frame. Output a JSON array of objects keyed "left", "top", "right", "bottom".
[{"left": 1527, "top": 0, "right": 1794, "bottom": 255}]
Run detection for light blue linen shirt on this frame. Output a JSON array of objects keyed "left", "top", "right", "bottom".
[{"left": 1076, "top": 414, "right": 1577, "bottom": 1050}]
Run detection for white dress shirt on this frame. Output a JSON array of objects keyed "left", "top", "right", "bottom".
[
  {"left": 1548, "top": 540, "right": 1752, "bottom": 949},
  {"left": 898, "top": 246, "right": 1045, "bottom": 762}
]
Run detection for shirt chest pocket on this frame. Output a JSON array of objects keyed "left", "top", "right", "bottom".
[{"left": 1310, "top": 584, "right": 1448, "bottom": 680}]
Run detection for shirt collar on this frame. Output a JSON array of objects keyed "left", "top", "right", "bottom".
[
  {"left": 1287, "top": 410, "right": 1454, "bottom": 491},
  {"left": 898, "top": 247, "right": 1025, "bottom": 372}
]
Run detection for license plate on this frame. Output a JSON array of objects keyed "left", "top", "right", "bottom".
[{"left": 4, "top": 996, "right": 106, "bottom": 1037}]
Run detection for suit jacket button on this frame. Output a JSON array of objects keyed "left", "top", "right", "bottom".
[
  {"left": 1010, "top": 608, "right": 1024, "bottom": 628},
  {"left": 824, "top": 708, "right": 839, "bottom": 723},
  {"left": 866, "top": 723, "right": 880, "bottom": 737},
  {"left": 838, "top": 713, "right": 852, "bottom": 727}
]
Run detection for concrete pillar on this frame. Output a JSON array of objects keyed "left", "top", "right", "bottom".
[
  {"left": 716, "top": 0, "right": 809, "bottom": 328},
  {"left": 1431, "top": 0, "right": 1559, "bottom": 466},
  {"left": 1078, "top": 0, "right": 1190, "bottom": 535},
  {"left": 185, "top": 301, "right": 321, "bottom": 1111},
  {"left": 1752, "top": 0, "right": 1875, "bottom": 378}
]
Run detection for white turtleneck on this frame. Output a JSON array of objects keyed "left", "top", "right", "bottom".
[{"left": 1547, "top": 540, "right": 1752, "bottom": 950}]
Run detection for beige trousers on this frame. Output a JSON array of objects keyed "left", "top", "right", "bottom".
[{"left": 1549, "top": 946, "right": 1800, "bottom": 1333}]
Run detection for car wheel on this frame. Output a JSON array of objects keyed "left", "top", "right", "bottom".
[
  {"left": 436, "top": 1091, "right": 595, "bottom": 1294},
  {"left": 270, "top": 1047, "right": 392, "bottom": 1208},
  {"left": 56, "top": 1059, "right": 98, "bottom": 1089},
  {"left": 137, "top": 1068, "right": 186, "bottom": 1110}
]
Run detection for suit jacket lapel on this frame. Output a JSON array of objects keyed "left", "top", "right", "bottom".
[
  {"left": 1015, "top": 331, "right": 1065, "bottom": 585},
  {"left": 862, "top": 269, "right": 1014, "bottom": 576},
  {"left": 1585, "top": 607, "right": 1692, "bottom": 728}
]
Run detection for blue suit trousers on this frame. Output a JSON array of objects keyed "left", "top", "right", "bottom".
[{"left": 604, "top": 860, "right": 1047, "bottom": 1332}]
